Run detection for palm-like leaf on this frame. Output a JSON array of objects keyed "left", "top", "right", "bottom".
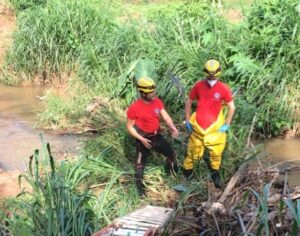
[{"left": 134, "top": 58, "right": 156, "bottom": 81}]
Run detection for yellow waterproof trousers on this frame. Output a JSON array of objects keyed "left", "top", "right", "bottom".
[{"left": 183, "top": 112, "right": 226, "bottom": 171}]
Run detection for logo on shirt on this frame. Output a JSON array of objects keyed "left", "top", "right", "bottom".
[
  {"left": 214, "top": 92, "right": 221, "bottom": 100},
  {"left": 154, "top": 108, "right": 160, "bottom": 115}
]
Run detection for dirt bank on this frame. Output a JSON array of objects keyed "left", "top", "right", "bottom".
[
  {"left": 0, "top": 170, "right": 23, "bottom": 198},
  {"left": 0, "top": 1, "right": 19, "bottom": 200},
  {"left": 0, "top": 1, "right": 15, "bottom": 65}
]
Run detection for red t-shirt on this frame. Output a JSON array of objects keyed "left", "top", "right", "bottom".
[
  {"left": 189, "top": 80, "right": 233, "bottom": 129},
  {"left": 126, "top": 98, "right": 164, "bottom": 133}
]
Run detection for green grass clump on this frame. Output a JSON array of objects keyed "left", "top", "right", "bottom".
[
  {"left": 7, "top": 0, "right": 117, "bottom": 76},
  {"left": 7, "top": 144, "right": 96, "bottom": 236}
]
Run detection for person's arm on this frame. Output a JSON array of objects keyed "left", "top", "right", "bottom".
[
  {"left": 126, "top": 118, "right": 152, "bottom": 149},
  {"left": 225, "top": 100, "right": 235, "bottom": 126},
  {"left": 185, "top": 98, "right": 193, "bottom": 121},
  {"left": 160, "top": 109, "right": 178, "bottom": 138},
  {"left": 184, "top": 98, "right": 194, "bottom": 132}
]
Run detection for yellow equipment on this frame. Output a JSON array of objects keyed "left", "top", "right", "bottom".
[
  {"left": 204, "top": 59, "right": 221, "bottom": 78},
  {"left": 183, "top": 111, "right": 226, "bottom": 171},
  {"left": 137, "top": 77, "right": 156, "bottom": 93}
]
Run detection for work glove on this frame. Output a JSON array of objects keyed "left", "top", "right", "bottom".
[
  {"left": 218, "top": 124, "right": 230, "bottom": 133},
  {"left": 185, "top": 121, "right": 193, "bottom": 132}
]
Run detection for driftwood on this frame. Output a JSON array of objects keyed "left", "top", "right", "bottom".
[
  {"left": 179, "top": 161, "right": 300, "bottom": 236},
  {"left": 219, "top": 162, "right": 248, "bottom": 204},
  {"left": 202, "top": 162, "right": 249, "bottom": 215}
]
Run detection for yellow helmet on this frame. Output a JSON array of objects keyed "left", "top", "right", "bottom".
[
  {"left": 204, "top": 59, "right": 221, "bottom": 78},
  {"left": 137, "top": 77, "right": 156, "bottom": 93}
]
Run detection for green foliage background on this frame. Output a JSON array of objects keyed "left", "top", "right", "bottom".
[
  {"left": 1, "top": 0, "right": 300, "bottom": 234},
  {"left": 4, "top": 0, "right": 299, "bottom": 137}
]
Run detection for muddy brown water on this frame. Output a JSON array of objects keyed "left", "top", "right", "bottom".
[
  {"left": 0, "top": 84, "right": 84, "bottom": 171},
  {"left": 264, "top": 138, "right": 300, "bottom": 187}
]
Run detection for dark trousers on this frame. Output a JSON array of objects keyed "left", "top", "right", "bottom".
[{"left": 135, "top": 133, "right": 177, "bottom": 194}]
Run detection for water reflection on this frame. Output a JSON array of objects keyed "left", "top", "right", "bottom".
[
  {"left": 0, "top": 84, "right": 83, "bottom": 171},
  {"left": 264, "top": 138, "right": 300, "bottom": 187},
  {"left": 0, "top": 84, "right": 45, "bottom": 121}
]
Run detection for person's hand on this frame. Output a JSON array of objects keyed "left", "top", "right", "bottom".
[
  {"left": 171, "top": 127, "right": 179, "bottom": 138},
  {"left": 218, "top": 124, "right": 230, "bottom": 133},
  {"left": 185, "top": 121, "right": 193, "bottom": 132},
  {"left": 140, "top": 137, "right": 152, "bottom": 149}
]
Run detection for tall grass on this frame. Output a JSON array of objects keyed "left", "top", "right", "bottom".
[
  {"left": 284, "top": 198, "right": 300, "bottom": 234},
  {"left": 6, "top": 143, "right": 96, "bottom": 236},
  {"left": 7, "top": 0, "right": 118, "bottom": 77},
  {"left": 3, "top": 131, "right": 181, "bottom": 234},
  {"left": 2, "top": 1, "right": 299, "bottom": 234},
  {"left": 251, "top": 184, "right": 271, "bottom": 235},
  {"left": 6, "top": 0, "right": 299, "bottom": 137},
  {"left": 9, "top": 0, "right": 47, "bottom": 12},
  {"left": 4, "top": 140, "right": 148, "bottom": 235},
  {"left": 250, "top": 184, "right": 300, "bottom": 235},
  {"left": 227, "top": 0, "right": 300, "bottom": 136}
]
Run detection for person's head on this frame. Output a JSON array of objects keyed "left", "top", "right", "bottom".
[
  {"left": 137, "top": 77, "right": 157, "bottom": 101},
  {"left": 204, "top": 59, "right": 221, "bottom": 80}
]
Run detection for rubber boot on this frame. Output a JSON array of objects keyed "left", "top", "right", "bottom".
[
  {"left": 135, "top": 167, "right": 146, "bottom": 197},
  {"left": 182, "top": 168, "right": 193, "bottom": 180},
  {"left": 211, "top": 169, "right": 222, "bottom": 188},
  {"left": 136, "top": 180, "right": 146, "bottom": 197},
  {"left": 165, "top": 160, "right": 178, "bottom": 177}
]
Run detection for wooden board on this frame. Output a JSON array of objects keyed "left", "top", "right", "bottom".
[{"left": 93, "top": 205, "right": 174, "bottom": 236}]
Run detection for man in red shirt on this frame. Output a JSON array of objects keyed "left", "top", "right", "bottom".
[
  {"left": 126, "top": 77, "right": 179, "bottom": 196},
  {"left": 183, "top": 59, "right": 235, "bottom": 188}
]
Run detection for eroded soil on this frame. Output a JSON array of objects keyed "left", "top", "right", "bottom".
[
  {"left": 0, "top": 2, "right": 20, "bottom": 199},
  {"left": 0, "top": 1, "right": 15, "bottom": 65}
]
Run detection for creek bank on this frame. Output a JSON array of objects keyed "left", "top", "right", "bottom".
[
  {"left": 167, "top": 138, "right": 300, "bottom": 235},
  {"left": 171, "top": 158, "right": 300, "bottom": 235},
  {"left": 0, "top": 84, "right": 89, "bottom": 199},
  {"left": 0, "top": 170, "right": 22, "bottom": 198}
]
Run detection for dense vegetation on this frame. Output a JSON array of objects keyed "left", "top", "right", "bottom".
[
  {"left": 0, "top": 0, "right": 299, "bottom": 235},
  {"left": 3, "top": 0, "right": 299, "bottom": 136}
]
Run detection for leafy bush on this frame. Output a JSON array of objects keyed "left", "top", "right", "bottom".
[{"left": 229, "top": 0, "right": 300, "bottom": 135}]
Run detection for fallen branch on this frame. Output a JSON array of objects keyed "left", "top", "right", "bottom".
[
  {"left": 236, "top": 210, "right": 247, "bottom": 235},
  {"left": 211, "top": 211, "right": 221, "bottom": 236},
  {"left": 219, "top": 162, "right": 249, "bottom": 204}
]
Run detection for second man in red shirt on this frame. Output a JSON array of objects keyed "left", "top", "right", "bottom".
[{"left": 183, "top": 59, "right": 235, "bottom": 188}]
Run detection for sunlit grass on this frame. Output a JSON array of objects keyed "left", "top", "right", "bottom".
[
  {"left": 1, "top": 0, "right": 299, "bottom": 235},
  {"left": 5, "top": 0, "right": 299, "bottom": 137}
]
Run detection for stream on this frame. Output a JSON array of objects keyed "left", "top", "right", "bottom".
[
  {"left": 264, "top": 138, "right": 300, "bottom": 187},
  {"left": 0, "top": 84, "right": 84, "bottom": 171}
]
